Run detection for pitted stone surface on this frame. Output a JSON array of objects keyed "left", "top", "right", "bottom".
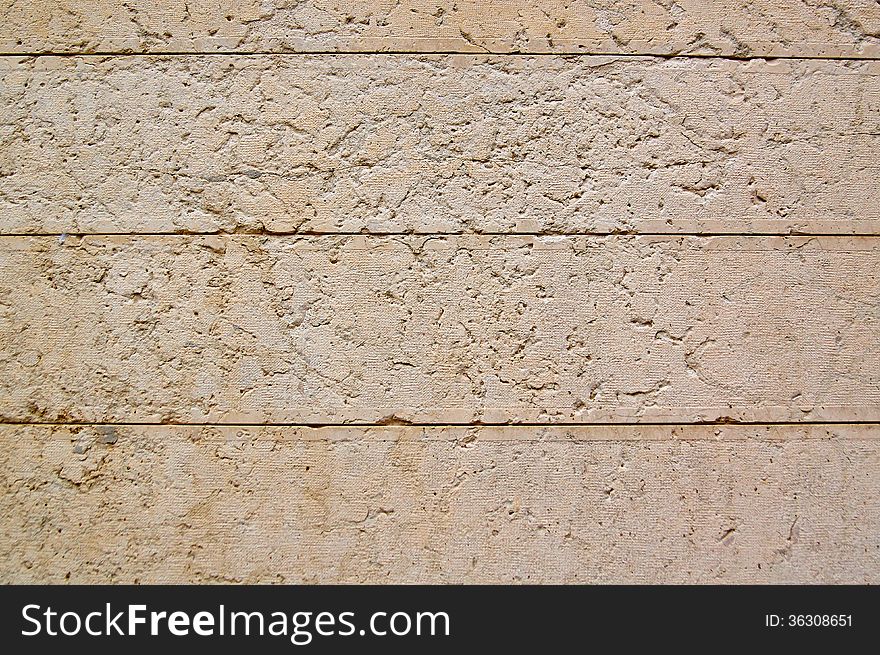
[
  {"left": 1, "top": 235, "right": 877, "bottom": 424},
  {"left": 1, "top": 424, "right": 877, "bottom": 583},
  {"left": 1, "top": 1, "right": 878, "bottom": 57},
  {"left": 2, "top": 1, "right": 880, "bottom": 586},
  {"left": 1, "top": 56, "right": 878, "bottom": 235}
]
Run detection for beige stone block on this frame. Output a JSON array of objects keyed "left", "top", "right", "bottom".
[
  {"left": 2, "top": 56, "right": 878, "bottom": 235},
  {"left": 1, "top": 1, "right": 878, "bottom": 57},
  {"left": 1, "top": 424, "right": 877, "bottom": 583},
  {"left": 1, "top": 235, "right": 877, "bottom": 424}
]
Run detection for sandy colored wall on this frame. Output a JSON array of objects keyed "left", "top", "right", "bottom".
[
  {"left": 2, "top": 1, "right": 879, "bottom": 57},
  {"left": 2, "top": 424, "right": 878, "bottom": 583},
  {"left": 1, "top": 1, "right": 878, "bottom": 583},
  {"left": 3, "top": 56, "right": 878, "bottom": 235},
  {"left": 2, "top": 235, "right": 878, "bottom": 424}
]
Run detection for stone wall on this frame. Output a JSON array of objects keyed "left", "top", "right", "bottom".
[{"left": 1, "top": 1, "right": 878, "bottom": 583}]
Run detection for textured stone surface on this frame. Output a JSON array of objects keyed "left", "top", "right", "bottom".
[
  {"left": 1, "top": 1, "right": 879, "bottom": 57},
  {"left": 2, "top": 56, "right": 879, "bottom": 235},
  {"left": 1, "top": 424, "right": 877, "bottom": 583},
  {"left": 1, "top": 235, "right": 877, "bottom": 424},
  {"left": 6, "top": 55, "right": 880, "bottom": 234},
  {"left": 3, "top": 1, "right": 880, "bottom": 587}
]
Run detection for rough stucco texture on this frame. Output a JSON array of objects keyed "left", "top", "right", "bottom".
[
  {"left": 2, "top": 56, "right": 879, "bottom": 235},
  {"left": 1, "top": 0, "right": 879, "bottom": 57},
  {"left": 2, "top": 425, "right": 878, "bottom": 584},
  {"left": 1, "top": 1, "right": 880, "bottom": 584},
  {"left": 0, "top": 235, "right": 879, "bottom": 424}
]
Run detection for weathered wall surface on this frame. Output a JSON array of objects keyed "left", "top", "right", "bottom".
[
  {"left": 1, "top": 235, "right": 878, "bottom": 424},
  {"left": 2, "top": 424, "right": 878, "bottom": 584},
  {"left": 3, "top": 56, "right": 878, "bottom": 235},
  {"left": 1, "top": 1, "right": 879, "bottom": 584},
  {"left": 1, "top": 1, "right": 879, "bottom": 57}
]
